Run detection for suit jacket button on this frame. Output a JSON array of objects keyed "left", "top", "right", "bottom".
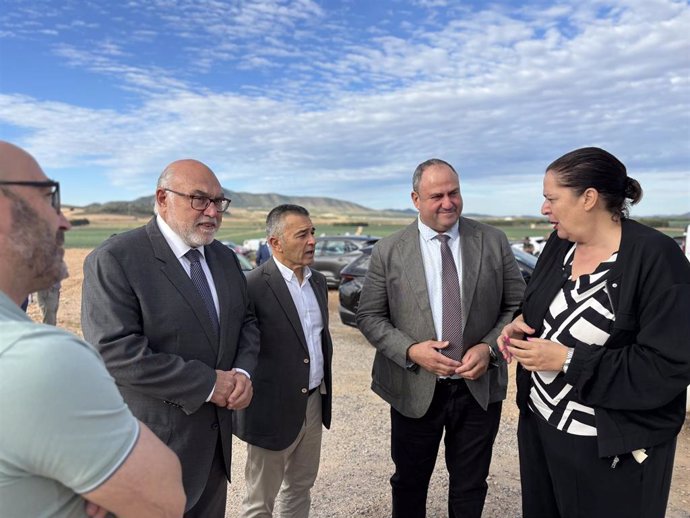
[
  {"left": 301, "top": 388, "right": 308, "bottom": 394},
  {"left": 211, "top": 422, "right": 219, "bottom": 430},
  {"left": 303, "top": 358, "right": 309, "bottom": 364}
]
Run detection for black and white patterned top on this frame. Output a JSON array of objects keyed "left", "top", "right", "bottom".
[{"left": 528, "top": 244, "right": 618, "bottom": 436}]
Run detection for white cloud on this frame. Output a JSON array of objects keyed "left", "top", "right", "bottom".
[{"left": 0, "top": 0, "right": 688, "bottom": 214}]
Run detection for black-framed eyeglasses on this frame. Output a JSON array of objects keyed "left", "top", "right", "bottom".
[
  {"left": 164, "top": 188, "right": 231, "bottom": 213},
  {"left": 0, "top": 180, "right": 61, "bottom": 213}
]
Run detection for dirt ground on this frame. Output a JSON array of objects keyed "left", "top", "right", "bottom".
[{"left": 29, "top": 249, "right": 690, "bottom": 517}]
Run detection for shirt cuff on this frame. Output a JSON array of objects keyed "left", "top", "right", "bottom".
[
  {"left": 205, "top": 384, "right": 215, "bottom": 402},
  {"left": 235, "top": 368, "right": 251, "bottom": 379}
]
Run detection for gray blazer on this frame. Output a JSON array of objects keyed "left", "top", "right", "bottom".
[
  {"left": 81, "top": 218, "right": 260, "bottom": 509},
  {"left": 356, "top": 218, "right": 525, "bottom": 418},
  {"left": 234, "top": 258, "right": 333, "bottom": 450}
]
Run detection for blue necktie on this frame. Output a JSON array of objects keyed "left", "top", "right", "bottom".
[
  {"left": 184, "top": 249, "right": 220, "bottom": 333},
  {"left": 436, "top": 234, "right": 463, "bottom": 360}
]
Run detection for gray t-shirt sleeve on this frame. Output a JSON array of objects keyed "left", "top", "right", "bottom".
[{"left": 2, "top": 327, "right": 139, "bottom": 494}]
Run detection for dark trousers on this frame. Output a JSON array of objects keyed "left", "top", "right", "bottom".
[
  {"left": 390, "top": 380, "right": 502, "bottom": 518},
  {"left": 184, "top": 435, "right": 228, "bottom": 518},
  {"left": 518, "top": 410, "right": 677, "bottom": 518}
]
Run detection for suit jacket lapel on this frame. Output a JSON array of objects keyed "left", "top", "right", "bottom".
[
  {"left": 398, "top": 222, "right": 434, "bottom": 329},
  {"left": 459, "top": 217, "right": 481, "bottom": 331},
  {"left": 146, "top": 219, "right": 219, "bottom": 355},
  {"left": 264, "top": 260, "right": 309, "bottom": 352}
]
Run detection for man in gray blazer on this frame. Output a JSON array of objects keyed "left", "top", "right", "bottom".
[
  {"left": 82, "top": 159, "right": 260, "bottom": 518},
  {"left": 234, "top": 204, "right": 332, "bottom": 518},
  {"left": 357, "top": 158, "right": 525, "bottom": 518}
]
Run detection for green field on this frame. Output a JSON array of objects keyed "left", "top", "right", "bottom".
[
  {"left": 64, "top": 216, "right": 687, "bottom": 249},
  {"left": 64, "top": 220, "right": 411, "bottom": 248},
  {"left": 64, "top": 220, "right": 556, "bottom": 249}
]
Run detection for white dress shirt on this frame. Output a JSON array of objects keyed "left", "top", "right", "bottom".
[
  {"left": 417, "top": 217, "right": 464, "bottom": 341},
  {"left": 156, "top": 215, "right": 220, "bottom": 317},
  {"left": 273, "top": 257, "right": 325, "bottom": 391}
]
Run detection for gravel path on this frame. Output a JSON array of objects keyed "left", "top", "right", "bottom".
[
  {"left": 223, "top": 291, "right": 690, "bottom": 518},
  {"left": 49, "top": 250, "right": 690, "bottom": 518}
]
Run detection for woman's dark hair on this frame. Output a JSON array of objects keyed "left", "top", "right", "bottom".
[{"left": 546, "top": 147, "right": 643, "bottom": 221}]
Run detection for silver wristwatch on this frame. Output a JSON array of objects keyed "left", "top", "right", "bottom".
[{"left": 562, "top": 347, "right": 574, "bottom": 373}]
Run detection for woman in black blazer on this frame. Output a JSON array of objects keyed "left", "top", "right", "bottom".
[{"left": 499, "top": 147, "right": 690, "bottom": 518}]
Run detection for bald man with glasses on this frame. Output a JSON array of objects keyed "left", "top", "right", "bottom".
[
  {"left": 0, "top": 141, "right": 185, "bottom": 517},
  {"left": 81, "top": 159, "right": 260, "bottom": 518}
]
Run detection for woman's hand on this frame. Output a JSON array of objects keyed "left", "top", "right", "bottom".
[
  {"left": 506, "top": 337, "right": 569, "bottom": 372},
  {"left": 497, "top": 315, "right": 535, "bottom": 364}
]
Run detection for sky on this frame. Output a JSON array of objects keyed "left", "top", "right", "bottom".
[{"left": 1, "top": 0, "right": 688, "bottom": 216}]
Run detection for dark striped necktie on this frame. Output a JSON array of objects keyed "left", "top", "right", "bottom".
[
  {"left": 184, "top": 248, "right": 220, "bottom": 333},
  {"left": 436, "top": 234, "right": 463, "bottom": 360}
]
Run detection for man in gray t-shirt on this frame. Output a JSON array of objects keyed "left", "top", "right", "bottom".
[
  {"left": 0, "top": 141, "right": 185, "bottom": 517},
  {"left": 0, "top": 295, "right": 138, "bottom": 516}
]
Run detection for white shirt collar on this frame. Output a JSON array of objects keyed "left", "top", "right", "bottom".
[
  {"left": 272, "top": 256, "right": 312, "bottom": 285},
  {"left": 417, "top": 216, "right": 460, "bottom": 243},
  {"left": 156, "top": 214, "right": 207, "bottom": 260}
]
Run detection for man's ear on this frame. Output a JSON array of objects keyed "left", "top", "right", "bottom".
[
  {"left": 155, "top": 188, "right": 168, "bottom": 208},
  {"left": 268, "top": 235, "right": 281, "bottom": 253},
  {"left": 411, "top": 191, "right": 420, "bottom": 210}
]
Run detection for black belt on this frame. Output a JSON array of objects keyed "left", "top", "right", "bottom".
[
  {"left": 308, "top": 387, "right": 320, "bottom": 395},
  {"left": 436, "top": 377, "right": 465, "bottom": 386}
]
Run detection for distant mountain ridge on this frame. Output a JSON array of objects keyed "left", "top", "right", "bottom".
[
  {"left": 82, "top": 188, "right": 373, "bottom": 216},
  {"left": 78, "top": 193, "right": 690, "bottom": 220}
]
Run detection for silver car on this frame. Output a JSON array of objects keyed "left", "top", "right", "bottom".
[{"left": 312, "top": 236, "right": 379, "bottom": 287}]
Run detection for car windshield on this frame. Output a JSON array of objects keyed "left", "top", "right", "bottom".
[
  {"left": 235, "top": 253, "right": 254, "bottom": 271},
  {"left": 512, "top": 247, "right": 538, "bottom": 268},
  {"left": 350, "top": 253, "right": 371, "bottom": 275}
]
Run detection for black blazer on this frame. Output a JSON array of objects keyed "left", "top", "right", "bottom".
[
  {"left": 81, "top": 217, "right": 260, "bottom": 508},
  {"left": 518, "top": 218, "right": 690, "bottom": 457},
  {"left": 234, "top": 258, "right": 333, "bottom": 451}
]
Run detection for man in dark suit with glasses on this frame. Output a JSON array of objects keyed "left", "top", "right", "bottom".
[{"left": 82, "top": 158, "right": 260, "bottom": 518}]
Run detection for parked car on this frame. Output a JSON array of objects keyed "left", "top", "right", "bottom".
[
  {"left": 511, "top": 246, "right": 538, "bottom": 283},
  {"left": 312, "top": 235, "right": 379, "bottom": 287},
  {"left": 220, "top": 240, "right": 250, "bottom": 256},
  {"left": 221, "top": 242, "right": 254, "bottom": 272},
  {"left": 338, "top": 247, "right": 374, "bottom": 326},
  {"left": 235, "top": 252, "right": 255, "bottom": 272},
  {"left": 516, "top": 236, "right": 547, "bottom": 256},
  {"left": 338, "top": 244, "right": 538, "bottom": 327},
  {"left": 242, "top": 238, "right": 263, "bottom": 253}
]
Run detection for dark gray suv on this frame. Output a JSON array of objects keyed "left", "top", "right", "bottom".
[{"left": 312, "top": 236, "right": 379, "bottom": 287}]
